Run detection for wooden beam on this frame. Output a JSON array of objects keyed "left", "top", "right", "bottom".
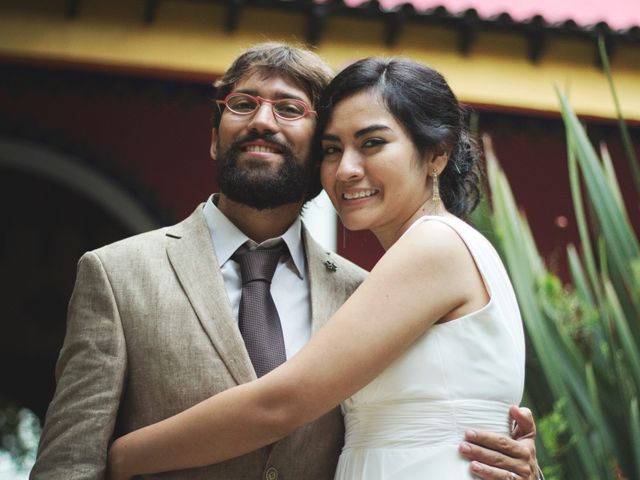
[
  {"left": 144, "top": 0, "right": 160, "bottom": 24},
  {"left": 306, "top": 2, "right": 330, "bottom": 45},
  {"left": 525, "top": 16, "right": 547, "bottom": 63},
  {"left": 66, "top": 0, "right": 81, "bottom": 19},
  {"left": 384, "top": 7, "right": 410, "bottom": 47},
  {"left": 225, "top": 0, "right": 246, "bottom": 33},
  {"left": 458, "top": 13, "right": 480, "bottom": 56}
]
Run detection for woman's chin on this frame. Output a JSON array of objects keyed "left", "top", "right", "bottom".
[{"left": 339, "top": 217, "right": 373, "bottom": 233}]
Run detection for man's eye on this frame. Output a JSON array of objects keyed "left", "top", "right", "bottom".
[
  {"left": 229, "top": 99, "right": 256, "bottom": 111},
  {"left": 276, "top": 102, "right": 305, "bottom": 118}
]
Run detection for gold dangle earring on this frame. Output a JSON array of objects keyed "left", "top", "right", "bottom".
[{"left": 430, "top": 169, "right": 441, "bottom": 214}]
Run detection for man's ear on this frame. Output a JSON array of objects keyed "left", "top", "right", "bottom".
[{"left": 210, "top": 128, "right": 218, "bottom": 161}]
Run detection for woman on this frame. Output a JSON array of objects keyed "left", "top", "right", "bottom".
[{"left": 108, "top": 57, "right": 526, "bottom": 479}]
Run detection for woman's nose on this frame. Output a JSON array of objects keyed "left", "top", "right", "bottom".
[{"left": 336, "top": 151, "right": 364, "bottom": 182}]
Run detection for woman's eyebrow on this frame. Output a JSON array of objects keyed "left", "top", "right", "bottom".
[
  {"left": 354, "top": 125, "right": 391, "bottom": 138},
  {"left": 321, "top": 133, "right": 340, "bottom": 142},
  {"left": 322, "top": 124, "right": 392, "bottom": 142}
]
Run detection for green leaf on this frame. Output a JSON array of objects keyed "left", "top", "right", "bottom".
[
  {"left": 483, "top": 75, "right": 640, "bottom": 477},
  {"left": 631, "top": 398, "right": 640, "bottom": 476},
  {"left": 598, "top": 35, "right": 640, "bottom": 196}
]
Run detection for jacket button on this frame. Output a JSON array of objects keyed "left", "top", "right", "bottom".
[{"left": 265, "top": 466, "right": 278, "bottom": 480}]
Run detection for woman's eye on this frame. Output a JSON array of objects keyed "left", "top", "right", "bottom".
[
  {"left": 322, "top": 145, "right": 340, "bottom": 157},
  {"left": 362, "top": 138, "right": 386, "bottom": 148}
]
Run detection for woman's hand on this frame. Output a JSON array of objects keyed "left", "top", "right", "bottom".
[{"left": 107, "top": 438, "right": 133, "bottom": 480}]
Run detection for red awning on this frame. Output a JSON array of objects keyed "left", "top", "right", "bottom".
[{"left": 336, "top": 0, "right": 640, "bottom": 31}]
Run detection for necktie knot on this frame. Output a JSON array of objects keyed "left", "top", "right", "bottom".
[{"left": 232, "top": 244, "right": 284, "bottom": 285}]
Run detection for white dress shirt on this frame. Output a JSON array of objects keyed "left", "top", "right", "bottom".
[{"left": 202, "top": 195, "right": 312, "bottom": 359}]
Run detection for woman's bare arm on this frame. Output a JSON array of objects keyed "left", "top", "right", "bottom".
[{"left": 108, "top": 221, "right": 485, "bottom": 479}]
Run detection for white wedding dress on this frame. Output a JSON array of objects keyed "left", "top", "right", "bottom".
[{"left": 334, "top": 216, "right": 525, "bottom": 479}]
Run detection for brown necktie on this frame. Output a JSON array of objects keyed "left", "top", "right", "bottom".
[{"left": 232, "top": 244, "right": 287, "bottom": 378}]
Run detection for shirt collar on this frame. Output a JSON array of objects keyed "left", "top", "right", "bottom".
[{"left": 202, "top": 194, "right": 306, "bottom": 279}]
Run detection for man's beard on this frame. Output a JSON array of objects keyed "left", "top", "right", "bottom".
[{"left": 216, "top": 132, "right": 312, "bottom": 210}]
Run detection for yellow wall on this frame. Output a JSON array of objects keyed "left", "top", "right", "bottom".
[{"left": 2, "top": 0, "right": 639, "bottom": 120}]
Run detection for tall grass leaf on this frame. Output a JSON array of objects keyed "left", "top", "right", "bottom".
[
  {"left": 567, "top": 245, "right": 594, "bottom": 307},
  {"left": 557, "top": 90, "right": 638, "bottom": 260},
  {"left": 566, "top": 123, "right": 599, "bottom": 300},
  {"left": 631, "top": 398, "right": 640, "bottom": 477},
  {"left": 598, "top": 35, "right": 640, "bottom": 195},
  {"left": 489, "top": 150, "right": 611, "bottom": 447},
  {"left": 604, "top": 279, "right": 640, "bottom": 386},
  {"left": 557, "top": 90, "right": 640, "bottom": 292},
  {"left": 600, "top": 142, "right": 626, "bottom": 213}
]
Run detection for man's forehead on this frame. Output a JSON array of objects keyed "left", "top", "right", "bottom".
[{"left": 234, "top": 69, "right": 312, "bottom": 104}]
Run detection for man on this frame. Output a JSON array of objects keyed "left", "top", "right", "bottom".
[{"left": 32, "top": 43, "right": 540, "bottom": 479}]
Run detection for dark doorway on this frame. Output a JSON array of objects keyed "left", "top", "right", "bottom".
[{"left": 0, "top": 159, "right": 154, "bottom": 422}]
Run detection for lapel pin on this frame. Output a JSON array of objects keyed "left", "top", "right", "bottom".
[{"left": 324, "top": 260, "right": 338, "bottom": 272}]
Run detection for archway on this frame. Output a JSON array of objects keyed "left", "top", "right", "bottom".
[{"left": 0, "top": 138, "right": 161, "bottom": 421}]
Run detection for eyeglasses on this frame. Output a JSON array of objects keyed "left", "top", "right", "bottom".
[{"left": 216, "top": 92, "right": 317, "bottom": 121}]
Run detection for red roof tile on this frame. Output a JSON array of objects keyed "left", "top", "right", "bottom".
[{"left": 336, "top": 0, "right": 640, "bottom": 31}]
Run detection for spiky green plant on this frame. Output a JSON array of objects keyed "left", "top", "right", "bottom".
[{"left": 475, "top": 42, "right": 640, "bottom": 478}]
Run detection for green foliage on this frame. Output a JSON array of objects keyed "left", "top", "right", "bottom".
[
  {"left": 476, "top": 52, "right": 640, "bottom": 478},
  {"left": 0, "top": 399, "right": 41, "bottom": 472},
  {"left": 537, "top": 399, "right": 570, "bottom": 480}
]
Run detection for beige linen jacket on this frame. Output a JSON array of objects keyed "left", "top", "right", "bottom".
[{"left": 31, "top": 206, "right": 367, "bottom": 480}]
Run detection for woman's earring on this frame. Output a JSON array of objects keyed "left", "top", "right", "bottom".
[{"left": 430, "top": 169, "right": 441, "bottom": 205}]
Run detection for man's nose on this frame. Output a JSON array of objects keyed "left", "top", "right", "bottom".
[{"left": 247, "top": 102, "right": 280, "bottom": 134}]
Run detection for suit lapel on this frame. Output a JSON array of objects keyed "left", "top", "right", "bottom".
[
  {"left": 303, "top": 227, "right": 346, "bottom": 334},
  {"left": 166, "top": 206, "right": 256, "bottom": 385}
]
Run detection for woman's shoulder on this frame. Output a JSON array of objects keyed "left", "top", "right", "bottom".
[
  {"left": 400, "top": 215, "right": 469, "bottom": 254},
  {"left": 379, "top": 216, "right": 472, "bottom": 280},
  {"left": 404, "top": 214, "right": 473, "bottom": 237},
  {"left": 402, "top": 215, "right": 494, "bottom": 259}
]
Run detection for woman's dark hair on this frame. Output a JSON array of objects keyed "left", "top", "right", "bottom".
[{"left": 314, "top": 57, "right": 482, "bottom": 217}]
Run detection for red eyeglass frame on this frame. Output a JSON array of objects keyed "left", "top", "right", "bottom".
[{"left": 216, "top": 92, "right": 317, "bottom": 120}]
